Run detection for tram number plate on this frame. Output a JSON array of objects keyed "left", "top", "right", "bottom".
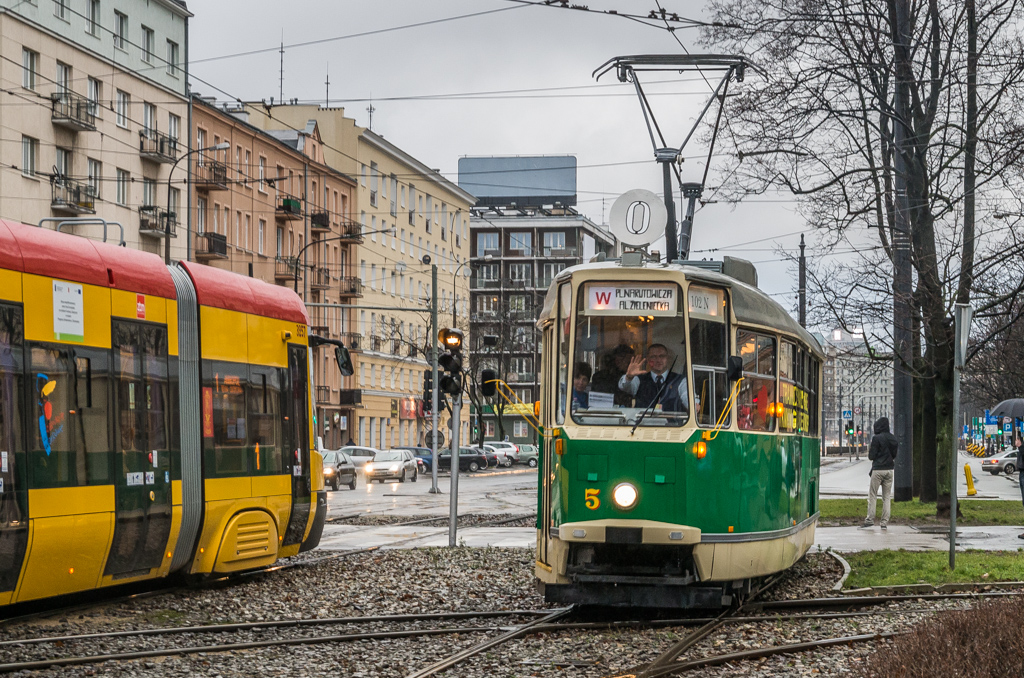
[{"left": 585, "top": 488, "right": 600, "bottom": 510}]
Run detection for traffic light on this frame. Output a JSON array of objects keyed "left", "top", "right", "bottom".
[
  {"left": 846, "top": 420, "right": 854, "bottom": 436},
  {"left": 422, "top": 370, "right": 434, "bottom": 415},
  {"left": 437, "top": 328, "right": 464, "bottom": 396}
]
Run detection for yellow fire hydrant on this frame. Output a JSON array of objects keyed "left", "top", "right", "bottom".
[{"left": 964, "top": 463, "right": 977, "bottom": 496}]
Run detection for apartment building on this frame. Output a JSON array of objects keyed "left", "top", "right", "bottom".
[
  {"left": 0, "top": 0, "right": 190, "bottom": 258},
  {"left": 243, "top": 105, "right": 476, "bottom": 450},
  {"left": 189, "top": 97, "right": 358, "bottom": 448},
  {"left": 821, "top": 328, "right": 894, "bottom": 447}
]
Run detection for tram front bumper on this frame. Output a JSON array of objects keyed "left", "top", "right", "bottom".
[{"left": 556, "top": 519, "right": 701, "bottom": 545}]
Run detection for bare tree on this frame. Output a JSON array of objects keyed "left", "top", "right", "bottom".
[{"left": 703, "top": 0, "right": 1024, "bottom": 513}]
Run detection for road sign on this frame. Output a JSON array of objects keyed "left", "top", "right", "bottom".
[
  {"left": 424, "top": 429, "right": 445, "bottom": 447},
  {"left": 985, "top": 409, "right": 998, "bottom": 425},
  {"left": 853, "top": 406, "right": 862, "bottom": 415},
  {"left": 1005, "top": 423, "right": 1012, "bottom": 432},
  {"left": 985, "top": 424, "right": 997, "bottom": 435},
  {"left": 842, "top": 409, "right": 853, "bottom": 419},
  {"left": 963, "top": 425, "right": 969, "bottom": 435}
]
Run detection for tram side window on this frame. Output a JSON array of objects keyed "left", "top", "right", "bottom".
[
  {"left": 248, "top": 368, "right": 284, "bottom": 474},
  {"left": 737, "top": 330, "right": 776, "bottom": 432},
  {"left": 30, "top": 345, "right": 86, "bottom": 487},
  {"left": 0, "top": 305, "right": 25, "bottom": 524},
  {"left": 113, "top": 322, "right": 170, "bottom": 463},
  {"left": 689, "top": 286, "right": 728, "bottom": 427},
  {"left": 203, "top": 362, "right": 249, "bottom": 477},
  {"left": 75, "top": 348, "right": 112, "bottom": 483},
  {"left": 779, "top": 341, "right": 811, "bottom": 434},
  {"left": 808, "top": 356, "right": 820, "bottom": 436},
  {"left": 555, "top": 283, "right": 571, "bottom": 425}
]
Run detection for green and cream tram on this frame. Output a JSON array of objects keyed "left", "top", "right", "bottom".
[{"left": 532, "top": 257, "right": 823, "bottom": 608}]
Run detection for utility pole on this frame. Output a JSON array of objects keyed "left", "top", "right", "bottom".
[
  {"left": 892, "top": 0, "right": 915, "bottom": 502},
  {"left": 799, "top": 234, "right": 807, "bottom": 327},
  {"left": 448, "top": 373, "right": 462, "bottom": 547},
  {"left": 429, "top": 263, "right": 440, "bottom": 494}
]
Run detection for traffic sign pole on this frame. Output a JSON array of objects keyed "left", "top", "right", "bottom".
[{"left": 429, "top": 264, "right": 440, "bottom": 494}]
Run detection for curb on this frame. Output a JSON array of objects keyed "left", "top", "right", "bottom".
[
  {"left": 842, "top": 580, "right": 1024, "bottom": 596},
  {"left": 826, "top": 549, "right": 852, "bottom": 592}
]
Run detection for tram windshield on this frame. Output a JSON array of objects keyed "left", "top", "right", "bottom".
[{"left": 565, "top": 281, "right": 689, "bottom": 427}]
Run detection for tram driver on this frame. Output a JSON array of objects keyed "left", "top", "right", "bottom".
[{"left": 617, "top": 343, "right": 688, "bottom": 413}]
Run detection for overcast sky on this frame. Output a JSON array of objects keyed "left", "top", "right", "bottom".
[{"left": 189, "top": 0, "right": 818, "bottom": 313}]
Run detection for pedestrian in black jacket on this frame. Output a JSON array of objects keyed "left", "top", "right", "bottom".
[{"left": 862, "top": 416, "right": 898, "bottom": 530}]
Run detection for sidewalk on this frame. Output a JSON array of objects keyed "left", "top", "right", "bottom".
[{"left": 317, "top": 523, "right": 1024, "bottom": 553}]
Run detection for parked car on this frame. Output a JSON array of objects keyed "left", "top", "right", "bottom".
[
  {"left": 441, "top": 447, "right": 490, "bottom": 473},
  {"left": 517, "top": 443, "right": 539, "bottom": 468},
  {"left": 365, "top": 449, "right": 419, "bottom": 483},
  {"left": 341, "top": 446, "right": 378, "bottom": 469},
  {"left": 395, "top": 447, "right": 435, "bottom": 473},
  {"left": 486, "top": 441, "right": 520, "bottom": 465},
  {"left": 981, "top": 450, "right": 1019, "bottom": 475},
  {"left": 322, "top": 450, "right": 357, "bottom": 491}
]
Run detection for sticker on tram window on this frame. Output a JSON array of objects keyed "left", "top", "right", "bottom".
[
  {"left": 688, "top": 286, "right": 725, "bottom": 320},
  {"left": 585, "top": 488, "right": 600, "bottom": 510},
  {"left": 585, "top": 283, "right": 677, "bottom": 316},
  {"left": 1, "top": 451, "right": 6, "bottom": 472},
  {"left": 52, "top": 281, "right": 85, "bottom": 343},
  {"left": 145, "top": 472, "right": 155, "bottom": 485}
]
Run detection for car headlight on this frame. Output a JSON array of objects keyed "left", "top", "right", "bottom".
[
  {"left": 612, "top": 483, "right": 638, "bottom": 510},
  {"left": 389, "top": 464, "right": 400, "bottom": 472},
  {"left": 365, "top": 464, "right": 374, "bottom": 472},
  {"left": 325, "top": 467, "right": 335, "bottom": 474}
]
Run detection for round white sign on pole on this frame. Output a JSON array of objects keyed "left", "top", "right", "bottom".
[{"left": 608, "top": 189, "right": 668, "bottom": 248}]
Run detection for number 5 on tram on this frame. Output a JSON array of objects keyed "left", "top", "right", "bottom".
[{"left": 532, "top": 258, "right": 823, "bottom": 608}]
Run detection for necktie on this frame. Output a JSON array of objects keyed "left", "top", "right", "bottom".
[{"left": 655, "top": 375, "right": 663, "bottom": 389}]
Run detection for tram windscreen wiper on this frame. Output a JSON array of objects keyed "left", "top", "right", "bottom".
[{"left": 630, "top": 356, "right": 677, "bottom": 435}]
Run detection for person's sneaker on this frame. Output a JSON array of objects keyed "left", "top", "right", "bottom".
[
  {"left": 860, "top": 521, "right": 874, "bottom": 528},
  {"left": 881, "top": 524, "right": 888, "bottom": 531},
  {"left": 1018, "top": 532, "right": 1024, "bottom": 540}
]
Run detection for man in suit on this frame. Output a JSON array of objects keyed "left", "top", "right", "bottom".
[{"left": 617, "top": 343, "right": 687, "bottom": 412}]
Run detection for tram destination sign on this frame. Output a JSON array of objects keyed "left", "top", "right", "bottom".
[{"left": 586, "top": 283, "right": 677, "bottom": 316}]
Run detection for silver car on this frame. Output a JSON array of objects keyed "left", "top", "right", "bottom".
[
  {"left": 981, "top": 450, "right": 1019, "bottom": 475},
  {"left": 365, "top": 449, "right": 419, "bottom": 483},
  {"left": 340, "top": 446, "right": 378, "bottom": 469}
]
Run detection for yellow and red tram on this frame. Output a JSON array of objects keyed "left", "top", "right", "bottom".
[{"left": 0, "top": 219, "right": 326, "bottom": 606}]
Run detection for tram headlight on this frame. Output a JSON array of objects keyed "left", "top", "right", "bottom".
[{"left": 612, "top": 483, "right": 638, "bottom": 510}]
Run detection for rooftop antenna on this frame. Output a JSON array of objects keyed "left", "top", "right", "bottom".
[
  {"left": 367, "top": 100, "right": 375, "bottom": 131},
  {"left": 278, "top": 32, "right": 284, "bottom": 103},
  {"left": 325, "top": 63, "right": 330, "bottom": 107}
]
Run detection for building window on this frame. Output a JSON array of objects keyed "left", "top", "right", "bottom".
[
  {"left": 509, "top": 232, "right": 531, "bottom": 254},
  {"left": 116, "top": 169, "right": 129, "bottom": 206},
  {"left": 244, "top": 214, "right": 251, "bottom": 249},
  {"left": 196, "top": 129, "right": 206, "bottom": 166},
  {"left": 425, "top": 196, "right": 433, "bottom": 233},
  {"left": 477, "top": 232, "right": 499, "bottom": 257},
  {"left": 55, "top": 147, "right": 70, "bottom": 179},
  {"left": 258, "top": 219, "right": 265, "bottom": 254},
  {"left": 142, "top": 177, "right": 155, "bottom": 208},
  {"left": 168, "top": 113, "right": 180, "bottom": 142},
  {"left": 22, "top": 136, "right": 37, "bottom": 177},
  {"left": 258, "top": 157, "right": 266, "bottom": 191},
  {"left": 143, "top": 103, "right": 156, "bottom": 135},
  {"left": 22, "top": 49, "right": 38, "bottom": 90},
  {"left": 86, "top": 0, "right": 100, "bottom": 36},
  {"left": 142, "top": 26, "right": 154, "bottom": 63},
  {"left": 87, "top": 77, "right": 101, "bottom": 116},
  {"left": 55, "top": 62, "right": 70, "bottom": 94},
  {"left": 513, "top": 421, "right": 529, "bottom": 438},
  {"left": 114, "top": 11, "right": 128, "bottom": 50},
  {"left": 166, "top": 40, "right": 179, "bottom": 77},
  {"left": 87, "top": 159, "right": 101, "bottom": 198},
  {"left": 543, "top": 231, "right": 566, "bottom": 251},
  {"left": 509, "top": 263, "right": 532, "bottom": 285},
  {"left": 169, "top": 188, "right": 180, "bottom": 219},
  {"left": 277, "top": 227, "right": 283, "bottom": 256},
  {"left": 196, "top": 197, "right": 207, "bottom": 234},
  {"left": 53, "top": 0, "right": 67, "bottom": 20},
  {"left": 115, "top": 90, "right": 129, "bottom": 128}
]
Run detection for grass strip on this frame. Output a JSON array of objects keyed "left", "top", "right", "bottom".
[
  {"left": 820, "top": 498, "right": 1024, "bottom": 525},
  {"left": 844, "top": 549, "right": 1024, "bottom": 588}
]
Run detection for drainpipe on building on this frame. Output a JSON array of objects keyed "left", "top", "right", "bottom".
[
  {"left": 303, "top": 162, "right": 310, "bottom": 303},
  {"left": 184, "top": 16, "right": 192, "bottom": 263}
]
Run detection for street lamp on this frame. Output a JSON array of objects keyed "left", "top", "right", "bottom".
[{"left": 169, "top": 141, "right": 230, "bottom": 265}]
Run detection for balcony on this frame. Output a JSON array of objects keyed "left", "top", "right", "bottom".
[
  {"left": 51, "top": 91, "right": 96, "bottom": 131},
  {"left": 338, "top": 219, "right": 363, "bottom": 242},
  {"left": 508, "top": 372, "right": 536, "bottom": 383},
  {"left": 194, "top": 160, "right": 228, "bottom": 190},
  {"left": 339, "top": 332, "right": 362, "bottom": 351},
  {"left": 309, "top": 266, "right": 330, "bottom": 290},
  {"left": 139, "top": 130, "right": 178, "bottom": 164},
  {"left": 477, "top": 248, "right": 502, "bottom": 259},
  {"left": 471, "top": 311, "right": 499, "bottom": 322},
  {"left": 310, "top": 211, "right": 330, "bottom": 232},
  {"left": 276, "top": 194, "right": 302, "bottom": 221},
  {"left": 195, "top": 232, "right": 228, "bottom": 260},
  {"left": 471, "top": 277, "right": 501, "bottom": 290},
  {"left": 338, "top": 276, "right": 363, "bottom": 297},
  {"left": 506, "top": 248, "right": 533, "bottom": 258},
  {"left": 275, "top": 257, "right": 298, "bottom": 282},
  {"left": 139, "top": 207, "right": 177, "bottom": 239},
  {"left": 51, "top": 180, "right": 96, "bottom": 214},
  {"left": 543, "top": 246, "right": 577, "bottom": 258},
  {"left": 316, "top": 385, "right": 333, "bottom": 405},
  {"left": 338, "top": 389, "right": 362, "bottom": 406}
]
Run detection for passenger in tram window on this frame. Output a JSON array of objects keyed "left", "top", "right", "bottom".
[
  {"left": 590, "top": 344, "right": 634, "bottom": 407},
  {"left": 617, "top": 344, "right": 688, "bottom": 412},
  {"left": 571, "top": 362, "right": 591, "bottom": 411}
]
